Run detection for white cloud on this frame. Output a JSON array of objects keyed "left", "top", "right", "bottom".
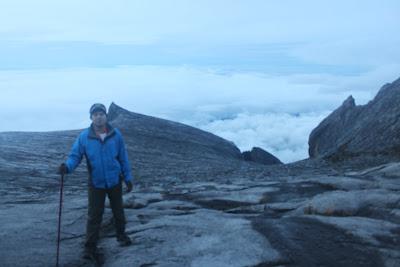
[{"left": 194, "top": 112, "right": 329, "bottom": 163}]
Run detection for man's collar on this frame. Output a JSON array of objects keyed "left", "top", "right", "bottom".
[{"left": 88, "top": 123, "right": 115, "bottom": 140}]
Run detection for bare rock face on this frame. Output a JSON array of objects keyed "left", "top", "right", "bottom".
[
  {"left": 242, "top": 147, "right": 282, "bottom": 165},
  {"left": 0, "top": 103, "right": 244, "bottom": 191},
  {"left": 107, "top": 102, "right": 243, "bottom": 179},
  {"left": 108, "top": 102, "right": 242, "bottom": 161},
  {"left": 309, "top": 77, "right": 400, "bottom": 162}
]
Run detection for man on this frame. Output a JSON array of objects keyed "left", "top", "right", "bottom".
[{"left": 58, "top": 103, "right": 133, "bottom": 259}]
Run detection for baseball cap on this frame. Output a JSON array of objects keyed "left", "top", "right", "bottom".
[{"left": 89, "top": 103, "right": 107, "bottom": 116}]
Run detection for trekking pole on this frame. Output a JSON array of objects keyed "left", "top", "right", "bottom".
[{"left": 56, "top": 173, "right": 65, "bottom": 267}]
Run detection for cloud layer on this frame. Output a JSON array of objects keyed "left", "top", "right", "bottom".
[{"left": 1, "top": 65, "right": 399, "bottom": 162}]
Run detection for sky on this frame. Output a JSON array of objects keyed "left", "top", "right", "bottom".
[{"left": 0, "top": 0, "right": 399, "bottom": 163}]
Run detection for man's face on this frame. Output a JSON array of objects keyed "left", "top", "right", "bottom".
[{"left": 91, "top": 111, "right": 107, "bottom": 127}]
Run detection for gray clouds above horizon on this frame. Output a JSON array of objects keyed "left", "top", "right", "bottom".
[
  {"left": 0, "top": 0, "right": 399, "bottom": 162},
  {"left": 0, "top": 0, "right": 399, "bottom": 72}
]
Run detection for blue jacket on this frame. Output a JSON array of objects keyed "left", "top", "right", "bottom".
[{"left": 65, "top": 124, "right": 133, "bottom": 188}]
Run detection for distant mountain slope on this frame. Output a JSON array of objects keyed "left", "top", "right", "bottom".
[
  {"left": 309, "top": 77, "right": 400, "bottom": 162},
  {"left": 0, "top": 103, "right": 251, "bottom": 193}
]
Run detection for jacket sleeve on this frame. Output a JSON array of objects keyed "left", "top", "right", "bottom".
[
  {"left": 65, "top": 134, "right": 85, "bottom": 173},
  {"left": 117, "top": 130, "right": 133, "bottom": 182}
]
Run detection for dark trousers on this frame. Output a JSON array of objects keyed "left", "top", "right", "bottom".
[{"left": 85, "top": 182, "right": 126, "bottom": 248}]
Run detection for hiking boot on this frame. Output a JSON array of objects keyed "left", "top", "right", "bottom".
[
  {"left": 83, "top": 246, "right": 102, "bottom": 259},
  {"left": 117, "top": 234, "right": 132, "bottom": 246}
]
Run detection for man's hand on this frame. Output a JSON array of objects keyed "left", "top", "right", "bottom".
[
  {"left": 125, "top": 181, "right": 133, "bottom": 193},
  {"left": 58, "top": 163, "right": 68, "bottom": 175}
]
